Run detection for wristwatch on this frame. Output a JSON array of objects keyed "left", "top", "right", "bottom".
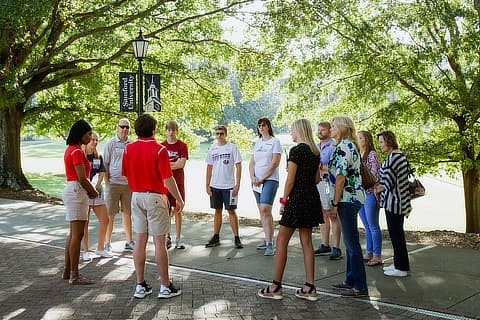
[{"left": 331, "top": 200, "right": 338, "bottom": 207}]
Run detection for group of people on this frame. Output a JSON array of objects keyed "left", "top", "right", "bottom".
[{"left": 61, "top": 113, "right": 412, "bottom": 301}]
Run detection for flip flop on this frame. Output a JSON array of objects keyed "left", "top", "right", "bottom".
[{"left": 367, "top": 259, "right": 384, "bottom": 267}]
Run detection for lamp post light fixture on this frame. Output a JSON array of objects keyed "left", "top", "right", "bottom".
[{"left": 132, "top": 30, "right": 149, "bottom": 116}]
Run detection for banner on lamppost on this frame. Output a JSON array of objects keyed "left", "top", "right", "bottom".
[
  {"left": 144, "top": 73, "right": 161, "bottom": 112},
  {"left": 119, "top": 72, "right": 136, "bottom": 112}
]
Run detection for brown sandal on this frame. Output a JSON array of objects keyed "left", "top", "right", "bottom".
[
  {"left": 295, "top": 282, "right": 319, "bottom": 301},
  {"left": 69, "top": 272, "right": 95, "bottom": 285},
  {"left": 367, "top": 259, "right": 384, "bottom": 267},
  {"left": 258, "top": 280, "right": 283, "bottom": 300},
  {"left": 61, "top": 267, "right": 70, "bottom": 280}
]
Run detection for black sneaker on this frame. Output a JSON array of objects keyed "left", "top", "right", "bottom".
[
  {"left": 205, "top": 236, "right": 220, "bottom": 248},
  {"left": 329, "top": 247, "right": 343, "bottom": 260},
  {"left": 234, "top": 237, "right": 243, "bottom": 249},
  {"left": 314, "top": 244, "right": 331, "bottom": 256},
  {"left": 166, "top": 236, "right": 172, "bottom": 249},
  {"left": 134, "top": 281, "right": 153, "bottom": 299},
  {"left": 158, "top": 282, "right": 182, "bottom": 299}
]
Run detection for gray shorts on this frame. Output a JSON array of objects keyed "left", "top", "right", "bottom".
[
  {"left": 62, "top": 181, "right": 89, "bottom": 221},
  {"left": 131, "top": 192, "right": 169, "bottom": 236}
]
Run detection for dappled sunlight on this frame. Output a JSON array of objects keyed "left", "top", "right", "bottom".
[
  {"left": 42, "top": 305, "right": 74, "bottom": 319},
  {"left": 193, "top": 299, "right": 231, "bottom": 318},
  {"left": 416, "top": 275, "right": 445, "bottom": 287},
  {"left": 2, "top": 308, "right": 26, "bottom": 320},
  {"left": 93, "top": 293, "right": 117, "bottom": 303},
  {"left": 38, "top": 267, "right": 60, "bottom": 276}
]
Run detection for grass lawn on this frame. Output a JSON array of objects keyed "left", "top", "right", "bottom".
[{"left": 25, "top": 173, "right": 65, "bottom": 197}]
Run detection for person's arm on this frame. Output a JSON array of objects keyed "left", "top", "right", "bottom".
[
  {"left": 314, "top": 166, "right": 321, "bottom": 184},
  {"left": 96, "top": 172, "right": 105, "bottom": 188},
  {"left": 164, "top": 176, "right": 185, "bottom": 214},
  {"left": 232, "top": 162, "right": 241, "bottom": 196},
  {"left": 280, "top": 160, "right": 297, "bottom": 214},
  {"left": 103, "top": 142, "right": 111, "bottom": 184},
  {"left": 74, "top": 164, "right": 98, "bottom": 198},
  {"left": 205, "top": 164, "right": 213, "bottom": 196},
  {"left": 170, "top": 158, "right": 187, "bottom": 170},
  {"left": 258, "top": 153, "right": 281, "bottom": 184}
]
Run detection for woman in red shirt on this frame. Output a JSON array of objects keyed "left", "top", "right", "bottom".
[{"left": 61, "top": 120, "right": 98, "bottom": 285}]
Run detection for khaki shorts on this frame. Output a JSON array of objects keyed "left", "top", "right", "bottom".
[
  {"left": 317, "top": 180, "right": 332, "bottom": 210},
  {"left": 131, "top": 192, "right": 169, "bottom": 236},
  {"left": 62, "top": 181, "right": 89, "bottom": 221},
  {"left": 106, "top": 183, "right": 132, "bottom": 215}
]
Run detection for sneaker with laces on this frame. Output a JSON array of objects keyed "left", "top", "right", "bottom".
[
  {"left": 384, "top": 268, "right": 408, "bottom": 277},
  {"left": 82, "top": 251, "right": 92, "bottom": 261},
  {"left": 104, "top": 242, "right": 112, "bottom": 253},
  {"left": 329, "top": 247, "right": 343, "bottom": 260},
  {"left": 158, "top": 282, "right": 182, "bottom": 299},
  {"left": 256, "top": 240, "right": 267, "bottom": 250},
  {"left": 205, "top": 235, "right": 220, "bottom": 248},
  {"left": 166, "top": 236, "right": 172, "bottom": 249},
  {"left": 314, "top": 244, "right": 332, "bottom": 256},
  {"left": 175, "top": 239, "right": 185, "bottom": 249},
  {"left": 383, "top": 264, "right": 395, "bottom": 271},
  {"left": 234, "top": 236, "right": 243, "bottom": 249},
  {"left": 134, "top": 281, "right": 153, "bottom": 299},
  {"left": 264, "top": 242, "right": 275, "bottom": 256},
  {"left": 124, "top": 241, "right": 135, "bottom": 251},
  {"left": 95, "top": 249, "right": 113, "bottom": 258}
]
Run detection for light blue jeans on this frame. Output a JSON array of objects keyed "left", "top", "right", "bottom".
[{"left": 359, "top": 193, "right": 382, "bottom": 256}]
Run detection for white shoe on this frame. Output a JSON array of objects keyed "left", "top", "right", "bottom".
[
  {"left": 82, "top": 252, "right": 92, "bottom": 261},
  {"left": 95, "top": 249, "right": 113, "bottom": 258},
  {"left": 384, "top": 268, "right": 408, "bottom": 277},
  {"left": 383, "top": 264, "right": 395, "bottom": 271}
]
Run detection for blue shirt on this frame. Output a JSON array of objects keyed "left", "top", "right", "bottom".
[{"left": 317, "top": 139, "right": 334, "bottom": 165}]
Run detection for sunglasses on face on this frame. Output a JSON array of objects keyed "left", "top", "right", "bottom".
[
  {"left": 118, "top": 125, "right": 130, "bottom": 129},
  {"left": 257, "top": 123, "right": 266, "bottom": 128},
  {"left": 215, "top": 132, "right": 225, "bottom": 136}
]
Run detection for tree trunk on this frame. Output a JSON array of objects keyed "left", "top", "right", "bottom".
[
  {"left": 463, "top": 167, "right": 480, "bottom": 233},
  {"left": 0, "top": 104, "right": 31, "bottom": 190}
]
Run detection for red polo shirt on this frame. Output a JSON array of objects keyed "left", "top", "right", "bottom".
[
  {"left": 64, "top": 145, "right": 91, "bottom": 181},
  {"left": 122, "top": 137, "right": 172, "bottom": 194}
]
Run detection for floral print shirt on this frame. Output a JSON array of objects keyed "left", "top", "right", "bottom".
[{"left": 328, "top": 139, "right": 365, "bottom": 205}]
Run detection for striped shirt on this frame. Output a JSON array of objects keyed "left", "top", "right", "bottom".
[{"left": 379, "top": 152, "right": 412, "bottom": 216}]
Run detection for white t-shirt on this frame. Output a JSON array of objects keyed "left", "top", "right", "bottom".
[
  {"left": 253, "top": 137, "right": 282, "bottom": 181},
  {"left": 206, "top": 142, "right": 242, "bottom": 189},
  {"left": 103, "top": 136, "right": 131, "bottom": 185}
]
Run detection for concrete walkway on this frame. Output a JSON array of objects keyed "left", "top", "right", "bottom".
[{"left": 0, "top": 198, "right": 479, "bottom": 320}]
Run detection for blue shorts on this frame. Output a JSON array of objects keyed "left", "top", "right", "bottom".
[
  {"left": 210, "top": 187, "right": 237, "bottom": 210},
  {"left": 253, "top": 180, "right": 279, "bottom": 206}
]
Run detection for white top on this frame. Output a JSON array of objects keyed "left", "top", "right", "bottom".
[
  {"left": 103, "top": 135, "right": 131, "bottom": 185},
  {"left": 253, "top": 136, "right": 282, "bottom": 181},
  {"left": 206, "top": 142, "right": 242, "bottom": 189}
]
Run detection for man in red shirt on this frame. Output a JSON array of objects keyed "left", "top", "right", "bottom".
[
  {"left": 161, "top": 120, "right": 188, "bottom": 249},
  {"left": 122, "top": 114, "right": 184, "bottom": 299}
]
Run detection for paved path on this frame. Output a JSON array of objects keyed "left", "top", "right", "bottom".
[{"left": 1, "top": 198, "right": 479, "bottom": 319}]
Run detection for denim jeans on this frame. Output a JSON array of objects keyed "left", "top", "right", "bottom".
[
  {"left": 385, "top": 211, "right": 410, "bottom": 271},
  {"left": 338, "top": 202, "right": 368, "bottom": 291},
  {"left": 359, "top": 193, "right": 382, "bottom": 256}
]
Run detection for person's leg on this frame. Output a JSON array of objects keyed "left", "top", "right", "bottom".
[
  {"left": 134, "top": 232, "right": 148, "bottom": 283},
  {"left": 227, "top": 209, "right": 240, "bottom": 237},
  {"left": 69, "top": 220, "right": 86, "bottom": 273},
  {"left": 213, "top": 208, "right": 223, "bottom": 235},
  {"left": 271, "top": 226, "right": 295, "bottom": 286},
  {"left": 105, "top": 184, "right": 120, "bottom": 245},
  {"left": 364, "top": 194, "right": 382, "bottom": 260},
  {"left": 120, "top": 186, "right": 133, "bottom": 243},
  {"left": 259, "top": 204, "right": 274, "bottom": 242},
  {"left": 321, "top": 212, "right": 331, "bottom": 246},
  {"left": 175, "top": 184, "right": 185, "bottom": 242},
  {"left": 82, "top": 209, "right": 91, "bottom": 253},
  {"left": 92, "top": 204, "right": 109, "bottom": 251},
  {"left": 358, "top": 204, "right": 373, "bottom": 259},
  {"left": 330, "top": 213, "right": 342, "bottom": 249},
  {"left": 386, "top": 212, "right": 409, "bottom": 271},
  {"left": 298, "top": 228, "right": 315, "bottom": 286},
  {"left": 338, "top": 203, "right": 367, "bottom": 291},
  {"left": 153, "top": 235, "right": 170, "bottom": 286}
]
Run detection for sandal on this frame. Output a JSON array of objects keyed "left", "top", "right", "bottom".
[
  {"left": 367, "top": 259, "right": 384, "bottom": 267},
  {"left": 295, "top": 282, "right": 319, "bottom": 301},
  {"left": 61, "top": 267, "right": 70, "bottom": 280},
  {"left": 69, "top": 272, "right": 95, "bottom": 285},
  {"left": 363, "top": 254, "right": 373, "bottom": 262},
  {"left": 258, "top": 280, "right": 283, "bottom": 300}
]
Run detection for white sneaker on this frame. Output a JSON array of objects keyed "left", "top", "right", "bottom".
[
  {"left": 383, "top": 264, "right": 395, "bottom": 271},
  {"left": 134, "top": 282, "right": 153, "bottom": 299},
  {"left": 175, "top": 240, "right": 185, "bottom": 249},
  {"left": 384, "top": 268, "right": 408, "bottom": 277},
  {"left": 158, "top": 282, "right": 182, "bottom": 299},
  {"left": 95, "top": 249, "right": 113, "bottom": 258},
  {"left": 82, "top": 252, "right": 92, "bottom": 261}
]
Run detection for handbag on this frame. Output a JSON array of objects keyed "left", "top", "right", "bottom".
[
  {"left": 360, "top": 160, "right": 377, "bottom": 189},
  {"left": 408, "top": 167, "right": 426, "bottom": 199}
]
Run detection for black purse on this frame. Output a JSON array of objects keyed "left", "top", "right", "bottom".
[{"left": 407, "top": 164, "right": 425, "bottom": 199}]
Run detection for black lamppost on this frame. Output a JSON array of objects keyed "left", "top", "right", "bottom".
[{"left": 132, "top": 30, "right": 149, "bottom": 117}]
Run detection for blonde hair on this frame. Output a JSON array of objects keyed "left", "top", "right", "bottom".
[
  {"left": 292, "top": 119, "right": 319, "bottom": 156},
  {"left": 331, "top": 115, "right": 360, "bottom": 149},
  {"left": 82, "top": 131, "right": 100, "bottom": 158}
]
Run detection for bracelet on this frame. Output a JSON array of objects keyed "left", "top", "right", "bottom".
[
  {"left": 279, "top": 197, "right": 288, "bottom": 205},
  {"left": 331, "top": 200, "right": 338, "bottom": 207}
]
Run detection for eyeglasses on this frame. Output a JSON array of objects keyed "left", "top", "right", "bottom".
[
  {"left": 257, "top": 123, "right": 266, "bottom": 128},
  {"left": 118, "top": 125, "right": 130, "bottom": 129},
  {"left": 215, "top": 132, "right": 225, "bottom": 136}
]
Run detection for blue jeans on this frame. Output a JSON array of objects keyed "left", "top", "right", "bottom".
[
  {"left": 338, "top": 202, "right": 368, "bottom": 291},
  {"left": 359, "top": 193, "right": 382, "bottom": 256}
]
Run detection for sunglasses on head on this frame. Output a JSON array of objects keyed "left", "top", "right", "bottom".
[{"left": 118, "top": 125, "right": 130, "bottom": 129}]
